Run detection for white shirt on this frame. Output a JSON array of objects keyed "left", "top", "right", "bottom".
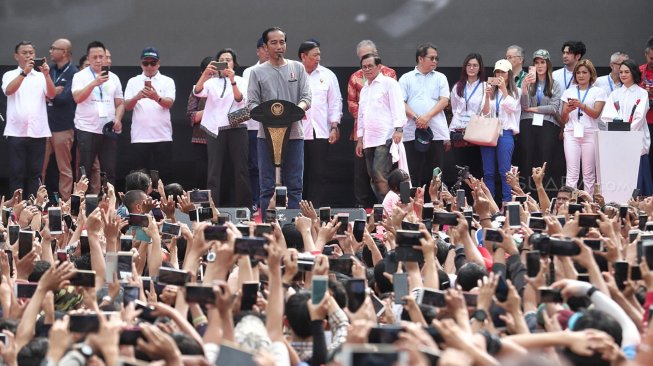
[
  {"left": 303, "top": 65, "right": 342, "bottom": 140},
  {"left": 124, "top": 72, "right": 176, "bottom": 143},
  {"left": 357, "top": 73, "right": 406, "bottom": 148},
  {"left": 561, "top": 85, "right": 607, "bottom": 133},
  {"left": 552, "top": 67, "right": 575, "bottom": 92},
  {"left": 449, "top": 80, "right": 485, "bottom": 130},
  {"left": 601, "top": 84, "right": 651, "bottom": 154},
  {"left": 72, "top": 67, "right": 124, "bottom": 134},
  {"left": 194, "top": 75, "right": 247, "bottom": 137},
  {"left": 242, "top": 62, "right": 261, "bottom": 131},
  {"left": 480, "top": 89, "right": 522, "bottom": 133},
  {"left": 594, "top": 74, "right": 622, "bottom": 96},
  {"left": 399, "top": 68, "right": 450, "bottom": 141},
  {"left": 2, "top": 67, "right": 51, "bottom": 138}
]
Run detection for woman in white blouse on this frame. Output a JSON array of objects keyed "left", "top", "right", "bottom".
[
  {"left": 480, "top": 59, "right": 521, "bottom": 203},
  {"left": 560, "top": 59, "right": 606, "bottom": 195},
  {"left": 193, "top": 48, "right": 251, "bottom": 207},
  {"left": 601, "top": 59, "right": 652, "bottom": 195},
  {"left": 449, "top": 53, "right": 485, "bottom": 179}
]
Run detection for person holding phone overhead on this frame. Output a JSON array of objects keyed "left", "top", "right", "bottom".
[
  {"left": 193, "top": 48, "right": 251, "bottom": 208},
  {"left": 560, "top": 59, "right": 606, "bottom": 195},
  {"left": 480, "top": 59, "right": 521, "bottom": 204},
  {"left": 601, "top": 60, "right": 652, "bottom": 195},
  {"left": 124, "top": 47, "right": 176, "bottom": 181},
  {"left": 518, "top": 49, "right": 563, "bottom": 194},
  {"left": 449, "top": 53, "right": 485, "bottom": 179}
]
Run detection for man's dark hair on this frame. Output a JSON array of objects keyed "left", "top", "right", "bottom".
[
  {"left": 646, "top": 36, "right": 653, "bottom": 53},
  {"left": 436, "top": 239, "right": 451, "bottom": 265},
  {"left": 558, "top": 185, "right": 575, "bottom": 195},
  {"left": 562, "top": 41, "right": 586, "bottom": 59},
  {"left": 78, "top": 54, "right": 88, "bottom": 69},
  {"left": 86, "top": 40, "right": 106, "bottom": 55},
  {"left": 14, "top": 41, "right": 33, "bottom": 53},
  {"left": 125, "top": 171, "right": 151, "bottom": 192},
  {"left": 387, "top": 168, "right": 409, "bottom": 193},
  {"left": 164, "top": 183, "right": 184, "bottom": 203},
  {"left": 298, "top": 41, "right": 319, "bottom": 59},
  {"left": 171, "top": 332, "right": 204, "bottom": 355},
  {"left": 361, "top": 239, "right": 386, "bottom": 267},
  {"left": 123, "top": 190, "right": 147, "bottom": 213},
  {"left": 73, "top": 253, "right": 92, "bottom": 271},
  {"left": 262, "top": 27, "right": 286, "bottom": 44},
  {"left": 415, "top": 43, "right": 437, "bottom": 63},
  {"left": 216, "top": 48, "right": 239, "bottom": 68},
  {"left": 17, "top": 337, "right": 48, "bottom": 366},
  {"left": 561, "top": 309, "right": 622, "bottom": 366},
  {"left": 28, "top": 260, "right": 52, "bottom": 282},
  {"left": 285, "top": 291, "right": 312, "bottom": 338},
  {"left": 0, "top": 319, "right": 18, "bottom": 334},
  {"left": 620, "top": 59, "right": 642, "bottom": 84},
  {"left": 373, "top": 260, "right": 393, "bottom": 294},
  {"left": 456, "top": 262, "right": 488, "bottom": 291},
  {"left": 329, "top": 279, "right": 347, "bottom": 309},
  {"left": 360, "top": 53, "right": 382, "bottom": 67},
  {"left": 199, "top": 56, "right": 213, "bottom": 75}
]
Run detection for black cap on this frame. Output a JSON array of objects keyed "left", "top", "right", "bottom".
[
  {"left": 414, "top": 127, "right": 433, "bottom": 152},
  {"left": 250, "top": 99, "right": 306, "bottom": 126}
]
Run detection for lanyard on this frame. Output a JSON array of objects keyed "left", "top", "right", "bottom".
[
  {"left": 577, "top": 86, "right": 590, "bottom": 119},
  {"left": 495, "top": 93, "right": 503, "bottom": 118},
  {"left": 536, "top": 83, "right": 544, "bottom": 106},
  {"left": 89, "top": 68, "right": 104, "bottom": 100},
  {"left": 564, "top": 68, "right": 572, "bottom": 89},
  {"left": 52, "top": 63, "right": 71, "bottom": 85},
  {"left": 464, "top": 80, "right": 481, "bottom": 111}
]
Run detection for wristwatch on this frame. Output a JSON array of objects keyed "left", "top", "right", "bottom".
[
  {"left": 19, "top": 71, "right": 28, "bottom": 77},
  {"left": 472, "top": 309, "right": 487, "bottom": 322},
  {"left": 394, "top": 127, "right": 403, "bottom": 133}
]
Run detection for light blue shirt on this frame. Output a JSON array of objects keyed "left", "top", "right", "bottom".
[{"left": 398, "top": 67, "right": 450, "bottom": 141}]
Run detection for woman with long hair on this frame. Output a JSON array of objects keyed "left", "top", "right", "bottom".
[
  {"left": 560, "top": 59, "right": 606, "bottom": 195},
  {"left": 518, "top": 49, "right": 563, "bottom": 194},
  {"left": 480, "top": 59, "right": 521, "bottom": 204},
  {"left": 449, "top": 53, "right": 485, "bottom": 179},
  {"left": 601, "top": 59, "right": 652, "bottom": 195},
  {"left": 193, "top": 48, "right": 251, "bottom": 207}
]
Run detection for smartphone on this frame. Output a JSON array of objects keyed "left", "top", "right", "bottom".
[
  {"left": 401, "top": 221, "right": 420, "bottom": 231},
  {"left": 433, "top": 212, "right": 458, "bottom": 226},
  {"left": 515, "top": 195, "right": 528, "bottom": 204},
  {"left": 549, "top": 197, "right": 557, "bottom": 214},
  {"left": 215, "top": 61, "right": 228, "bottom": 71},
  {"left": 8, "top": 225, "right": 20, "bottom": 244},
  {"left": 32, "top": 57, "right": 45, "bottom": 71},
  {"left": 368, "top": 326, "right": 402, "bottom": 344},
  {"left": 234, "top": 237, "right": 268, "bottom": 258},
  {"left": 633, "top": 188, "right": 641, "bottom": 200},
  {"left": 157, "top": 267, "right": 190, "bottom": 286},
  {"left": 47, "top": 207, "right": 63, "bottom": 234},
  {"left": 619, "top": 205, "right": 629, "bottom": 219},
  {"left": 254, "top": 224, "right": 272, "bottom": 238},
  {"left": 70, "top": 270, "right": 96, "bottom": 287},
  {"left": 5, "top": 250, "right": 14, "bottom": 276},
  {"left": 483, "top": 228, "right": 503, "bottom": 244},
  {"left": 336, "top": 213, "right": 349, "bottom": 236},
  {"left": 18, "top": 230, "right": 34, "bottom": 259},
  {"left": 151, "top": 207, "right": 164, "bottom": 222},
  {"left": 456, "top": 189, "right": 465, "bottom": 210},
  {"left": 539, "top": 287, "right": 563, "bottom": 303},
  {"left": 160, "top": 222, "right": 181, "bottom": 237},
  {"left": 63, "top": 214, "right": 76, "bottom": 232},
  {"left": 495, "top": 275, "right": 509, "bottom": 302},
  {"left": 319, "top": 207, "right": 331, "bottom": 224},
  {"left": 189, "top": 190, "right": 211, "bottom": 204},
  {"left": 100, "top": 171, "right": 108, "bottom": 192},
  {"left": 144, "top": 80, "right": 153, "bottom": 89},
  {"left": 628, "top": 230, "right": 640, "bottom": 243},
  {"left": 204, "top": 225, "right": 228, "bottom": 241},
  {"left": 85, "top": 194, "right": 98, "bottom": 216},
  {"left": 128, "top": 214, "right": 149, "bottom": 228},
  {"left": 122, "top": 285, "right": 140, "bottom": 306},
  {"left": 506, "top": 203, "right": 521, "bottom": 228},
  {"left": 526, "top": 251, "right": 541, "bottom": 277},
  {"left": 69, "top": 313, "right": 100, "bottom": 333},
  {"left": 393, "top": 273, "right": 409, "bottom": 305},
  {"left": 639, "top": 213, "right": 648, "bottom": 231},
  {"left": 265, "top": 209, "right": 277, "bottom": 223},
  {"left": 70, "top": 194, "right": 81, "bottom": 216},
  {"left": 101, "top": 65, "right": 110, "bottom": 76},
  {"left": 373, "top": 204, "right": 384, "bottom": 223},
  {"left": 1, "top": 208, "right": 10, "bottom": 227},
  {"left": 134, "top": 300, "right": 157, "bottom": 323},
  {"left": 79, "top": 166, "right": 87, "bottom": 178},
  {"left": 487, "top": 76, "right": 500, "bottom": 85},
  {"left": 433, "top": 167, "right": 442, "bottom": 178},
  {"left": 312, "top": 275, "right": 328, "bottom": 305},
  {"left": 395, "top": 230, "right": 424, "bottom": 262},
  {"left": 631, "top": 265, "right": 642, "bottom": 281},
  {"left": 528, "top": 65, "right": 536, "bottom": 75},
  {"left": 120, "top": 236, "right": 133, "bottom": 252},
  {"left": 418, "top": 288, "right": 446, "bottom": 307},
  {"left": 275, "top": 186, "right": 287, "bottom": 208},
  {"left": 16, "top": 283, "right": 38, "bottom": 298},
  {"left": 528, "top": 217, "right": 546, "bottom": 231},
  {"left": 614, "top": 261, "right": 629, "bottom": 291},
  {"left": 328, "top": 257, "right": 353, "bottom": 276},
  {"left": 463, "top": 292, "right": 478, "bottom": 307},
  {"left": 542, "top": 238, "right": 580, "bottom": 256},
  {"left": 297, "top": 254, "right": 315, "bottom": 272},
  {"left": 119, "top": 326, "right": 143, "bottom": 346},
  {"left": 240, "top": 282, "right": 259, "bottom": 311},
  {"left": 578, "top": 213, "right": 600, "bottom": 228},
  {"left": 421, "top": 203, "right": 434, "bottom": 222},
  {"left": 346, "top": 279, "right": 366, "bottom": 312},
  {"left": 644, "top": 242, "right": 653, "bottom": 274},
  {"left": 399, "top": 181, "right": 410, "bottom": 204},
  {"left": 353, "top": 219, "right": 365, "bottom": 242},
  {"left": 184, "top": 284, "right": 216, "bottom": 305}
]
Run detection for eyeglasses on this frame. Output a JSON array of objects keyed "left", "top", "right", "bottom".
[
  {"left": 424, "top": 56, "right": 439, "bottom": 61},
  {"left": 141, "top": 61, "right": 158, "bottom": 67},
  {"left": 361, "top": 64, "right": 376, "bottom": 71},
  {"left": 49, "top": 46, "right": 65, "bottom": 52}
]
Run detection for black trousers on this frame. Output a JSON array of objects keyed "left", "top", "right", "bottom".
[
  {"left": 131, "top": 141, "right": 173, "bottom": 181},
  {"left": 404, "top": 140, "right": 445, "bottom": 189},
  {"left": 7, "top": 136, "right": 46, "bottom": 197},
  {"left": 516, "top": 119, "right": 565, "bottom": 196},
  {"left": 76, "top": 130, "right": 116, "bottom": 193},
  {"left": 303, "top": 138, "right": 329, "bottom": 207},
  {"left": 206, "top": 128, "right": 251, "bottom": 207}
]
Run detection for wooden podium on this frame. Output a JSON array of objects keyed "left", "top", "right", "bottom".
[{"left": 595, "top": 130, "right": 641, "bottom": 203}]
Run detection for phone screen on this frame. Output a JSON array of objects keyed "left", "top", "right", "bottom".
[
  {"left": 352, "top": 220, "right": 366, "bottom": 242},
  {"left": 507, "top": 203, "right": 520, "bottom": 228},
  {"left": 495, "top": 275, "right": 509, "bottom": 302},
  {"left": 526, "top": 251, "right": 541, "bottom": 277},
  {"left": 346, "top": 279, "right": 366, "bottom": 312},
  {"left": 336, "top": 214, "right": 349, "bottom": 236},
  {"left": 483, "top": 228, "right": 503, "bottom": 243},
  {"left": 312, "top": 276, "right": 328, "bottom": 304},
  {"left": 70, "top": 195, "right": 81, "bottom": 216},
  {"left": 275, "top": 186, "right": 287, "bottom": 207},
  {"left": 319, "top": 207, "right": 331, "bottom": 224},
  {"left": 161, "top": 222, "right": 181, "bottom": 237},
  {"left": 399, "top": 181, "right": 410, "bottom": 204},
  {"left": 240, "top": 282, "right": 259, "bottom": 311},
  {"left": 614, "top": 261, "right": 629, "bottom": 290},
  {"left": 189, "top": 190, "right": 210, "bottom": 203},
  {"left": 373, "top": 204, "right": 384, "bottom": 223},
  {"left": 48, "top": 208, "right": 63, "bottom": 234},
  {"left": 393, "top": 273, "right": 408, "bottom": 304},
  {"left": 433, "top": 212, "right": 458, "bottom": 226},
  {"left": 18, "top": 231, "right": 34, "bottom": 259},
  {"left": 456, "top": 189, "right": 465, "bottom": 210},
  {"left": 128, "top": 214, "right": 149, "bottom": 228},
  {"left": 85, "top": 194, "right": 98, "bottom": 216},
  {"left": 539, "top": 288, "right": 563, "bottom": 303},
  {"left": 419, "top": 289, "right": 446, "bottom": 307}
]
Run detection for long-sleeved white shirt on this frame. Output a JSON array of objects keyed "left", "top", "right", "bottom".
[
  {"left": 303, "top": 65, "right": 342, "bottom": 140},
  {"left": 194, "top": 75, "right": 247, "bottom": 137},
  {"left": 601, "top": 84, "right": 651, "bottom": 154},
  {"left": 450, "top": 79, "right": 485, "bottom": 130},
  {"left": 480, "top": 88, "right": 522, "bottom": 133},
  {"left": 357, "top": 73, "right": 406, "bottom": 148}
]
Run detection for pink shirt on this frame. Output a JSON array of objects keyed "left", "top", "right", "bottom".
[{"left": 357, "top": 73, "right": 406, "bottom": 148}]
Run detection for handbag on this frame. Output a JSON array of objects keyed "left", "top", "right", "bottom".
[
  {"left": 463, "top": 114, "right": 501, "bottom": 146},
  {"left": 450, "top": 129, "right": 473, "bottom": 148},
  {"left": 227, "top": 104, "right": 250, "bottom": 128}
]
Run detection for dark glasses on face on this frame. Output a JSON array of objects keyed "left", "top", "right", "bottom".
[{"left": 142, "top": 61, "right": 158, "bottom": 67}]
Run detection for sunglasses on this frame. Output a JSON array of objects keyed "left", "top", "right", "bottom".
[{"left": 141, "top": 61, "right": 158, "bottom": 67}]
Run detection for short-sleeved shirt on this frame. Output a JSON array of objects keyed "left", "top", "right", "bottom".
[
  {"left": 72, "top": 67, "right": 124, "bottom": 134},
  {"left": 2, "top": 67, "right": 51, "bottom": 138},
  {"left": 561, "top": 85, "right": 606, "bottom": 132},
  {"left": 124, "top": 72, "right": 176, "bottom": 143},
  {"left": 399, "top": 68, "right": 450, "bottom": 141}
]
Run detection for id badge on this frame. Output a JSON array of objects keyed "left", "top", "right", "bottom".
[
  {"left": 460, "top": 112, "right": 471, "bottom": 124},
  {"left": 573, "top": 123, "right": 584, "bottom": 138},
  {"left": 97, "top": 102, "right": 108, "bottom": 118},
  {"left": 532, "top": 113, "right": 544, "bottom": 126}
]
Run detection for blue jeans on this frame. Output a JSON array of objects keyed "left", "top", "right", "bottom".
[
  {"left": 258, "top": 138, "right": 303, "bottom": 219},
  {"left": 248, "top": 130, "right": 260, "bottom": 207},
  {"left": 480, "top": 130, "right": 514, "bottom": 202}
]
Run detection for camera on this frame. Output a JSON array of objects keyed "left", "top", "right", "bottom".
[{"left": 529, "top": 233, "right": 579, "bottom": 256}]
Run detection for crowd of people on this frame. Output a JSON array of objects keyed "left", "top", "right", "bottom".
[{"left": 1, "top": 27, "right": 653, "bottom": 366}]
